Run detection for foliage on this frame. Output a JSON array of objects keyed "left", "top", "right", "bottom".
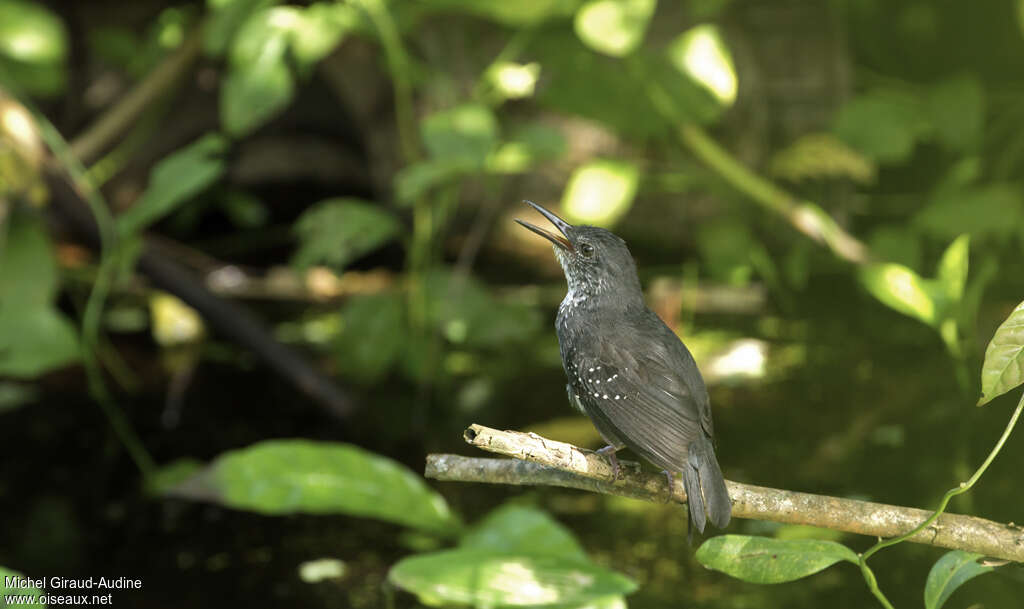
[{"left": 923, "top": 550, "right": 994, "bottom": 609}]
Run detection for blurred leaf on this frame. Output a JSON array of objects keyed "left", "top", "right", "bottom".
[
  {"left": 666, "top": 24, "right": 737, "bottom": 106},
  {"left": 290, "top": 3, "right": 358, "bottom": 69},
  {"left": 977, "top": 300, "right": 1024, "bottom": 406},
  {"left": 0, "top": 0, "right": 67, "bottom": 96},
  {"left": 923, "top": 550, "right": 994, "bottom": 609},
  {"left": 485, "top": 61, "right": 541, "bottom": 101},
  {"left": 394, "top": 158, "right": 477, "bottom": 205},
  {"left": 291, "top": 198, "right": 401, "bottom": 270},
  {"left": 221, "top": 8, "right": 296, "bottom": 137},
  {"left": 170, "top": 439, "right": 461, "bottom": 535},
  {"left": 696, "top": 219, "right": 755, "bottom": 285},
  {"left": 574, "top": 0, "right": 656, "bottom": 57},
  {"left": 858, "top": 263, "right": 940, "bottom": 326},
  {"left": 486, "top": 123, "right": 567, "bottom": 174},
  {"left": 915, "top": 183, "right": 1024, "bottom": 242},
  {"left": 144, "top": 458, "right": 203, "bottom": 496},
  {"left": 936, "top": 234, "right": 969, "bottom": 301},
  {"left": 220, "top": 190, "right": 268, "bottom": 228},
  {"left": 204, "top": 0, "right": 279, "bottom": 57},
  {"left": 461, "top": 504, "right": 587, "bottom": 560},
  {"left": 695, "top": 535, "right": 857, "bottom": 584},
  {"left": 769, "top": 133, "right": 875, "bottom": 184},
  {"left": 389, "top": 550, "right": 636, "bottom": 607},
  {"left": 421, "top": 104, "right": 499, "bottom": 164},
  {"left": 0, "top": 567, "right": 43, "bottom": 606},
  {"left": 424, "top": 270, "right": 542, "bottom": 348},
  {"left": 833, "top": 89, "right": 927, "bottom": 163},
  {"left": 335, "top": 293, "right": 405, "bottom": 382},
  {"left": 417, "top": 0, "right": 580, "bottom": 26},
  {"left": 926, "top": 75, "right": 984, "bottom": 153},
  {"left": 149, "top": 292, "right": 205, "bottom": 346},
  {"left": 118, "top": 134, "right": 228, "bottom": 236},
  {"left": 868, "top": 226, "right": 922, "bottom": 270},
  {"left": 0, "top": 212, "right": 79, "bottom": 378},
  {"left": 0, "top": 381, "right": 38, "bottom": 413},
  {"left": 561, "top": 159, "right": 639, "bottom": 227}
]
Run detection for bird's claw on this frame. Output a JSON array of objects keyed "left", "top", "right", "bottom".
[{"left": 596, "top": 445, "right": 621, "bottom": 480}]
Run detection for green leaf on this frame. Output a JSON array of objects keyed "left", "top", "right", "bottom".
[
  {"left": 220, "top": 9, "right": 295, "bottom": 137},
  {"left": 666, "top": 24, "right": 738, "bottom": 107},
  {"left": 118, "top": 134, "right": 229, "bottom": 236},
  {"left": 291, "top": 198, "right": 401, "bottom": 270},
  {"left": 915, "top": 184, "right": 1024, "bottom": 242},
  {"left": 858, "top": 263, "right": 941, "bottom": 326},
  {"left": 574, "top": 0, "right": 656, "bottom": 57},
  {"left": 977, "top": 300, "right": 1024, "bottom": 406},
  {"left": 0, "top": 567, "right": 44, "bottom": 607},
  {"left": 0, "top": 307, "right": 80, "bottom": 378},
  {"left": 0, "top": 210, "right": 59, "bottom": 307},
  {"left": 289, "top": 3, "right": 358, "bottom": 69},
  {"left": 461, "top": 504, "right": 587, "bottom": 560},
  {"left": 416, "top": 0, "right": 580, "bottom": 26},
  {"left": 695, "top": 535, "right": 858, "bottom": 584},
  {"left": 769, "top": 132, "right": 876, "bottom": 185},
  {"left": 833, "top": 89, "right": 927, "bottom": 164},
  {"left": 421, "top": 104, "right": 499, "bottom": 164},
  {"left": 561, "top": 159, "right": 639, "bottom": 227},
  {"left": 926, "top": 75, "right": 985, "bottom": 153},
  {"left": 389, "top": 550, "right": 636, "bottom": 607},
  {"left": 0, "top": 0, "right": 67, "bottom": 64},
  {"left": 144, "top": 458, "right": 203, "bottom": 496},
  {"left": 204, "top": 0, "right": 279, "bottom": 57},
  {"left": 696, "top": 219, "right": 756, "bottom": 285},
  {"left": 334, "top": 293, "right": 405, "bottom": 382},
  {"left": 486, "top": 123, "right": 567, "bottom": 174},
  {"left": 923, "top": 550, "right": 994, "bottom": 609},
  {"left": 422, "top": 270, "right": 541, "bottom": 348},
  {"left": 394, "top": 158, "right": 477, "bottom": 205},
  {"left": 170, "top": 439, "right": 461, "bottom": 535},
  {"left": 936, "top": 234, "right": 970, "bottom": 302}
]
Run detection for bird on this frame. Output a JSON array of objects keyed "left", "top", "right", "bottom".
[{"left": 516, "top": 200, "right": 731, "bottom": 537}]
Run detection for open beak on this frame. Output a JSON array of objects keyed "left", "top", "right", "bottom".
[{"left": 515, "top": 200, "right": 574, "bottom": 252}]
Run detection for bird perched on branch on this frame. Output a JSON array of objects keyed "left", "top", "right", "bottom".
[{"left": 516, "top": 200, "right": 731, "bottom": 537}]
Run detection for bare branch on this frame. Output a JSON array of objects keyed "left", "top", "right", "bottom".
[{"left": 427, "top": 425, "right": 1024, "bottom": 562}]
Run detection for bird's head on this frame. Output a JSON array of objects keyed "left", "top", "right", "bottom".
[{"left": 516, "top": 200, "right": 643, "bottom": 303}]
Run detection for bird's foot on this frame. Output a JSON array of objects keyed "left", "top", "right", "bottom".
[
  {"left": 596, "top": 445, "right": 621, "bottom": 480},
  {"left": 662, "top": 470, "right": 676, "bottom": 502}
]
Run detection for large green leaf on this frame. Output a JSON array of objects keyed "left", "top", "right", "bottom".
[
  {"left": 666, "top": 24, "right": 737, "bottom": 107},
  {"left": 926, "top": 75, "right": 985, "bottom": 153},
  {"left": 833, "top": 89, "right": 927, "bottom": 164},
  {"left": 574, "top": 0, "right": 656, "bottom": 57},
  {"left": 695, "top": 535, "right": 857, "bottom": 584},
  {"left": 978, "top": 300, "right": 1024, "bottom": 406},
  {"left": 117, "top": 133, "right": 229, "bottom": 236},
  {"left": 923, "top": 550, "right": 994, "bottom": 609},
  {"left": 461, "top": 504, "right": 587, "bottom": 560},
  {"left": 421, "top": 104, "right": 499, "bottom": 164},
  {"left": 0, "top": 567, "right": 44, "bottom": 607},
  {"left": 291, "top": 198, "right": 402, "bottom": 270},
  {"left": 389, "top": 550, "right": 636, "bottom": 607},
  {"left": 169, "top": 439, "right": 461, "bottom": 535}
]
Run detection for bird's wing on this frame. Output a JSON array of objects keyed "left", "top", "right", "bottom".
[{"left": 570, "top": 325, "right": 708, "bottom": 472}]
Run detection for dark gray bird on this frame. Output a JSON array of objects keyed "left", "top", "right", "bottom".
[{"left": 516, "top": 200, "right": 731, "bottom": 536}]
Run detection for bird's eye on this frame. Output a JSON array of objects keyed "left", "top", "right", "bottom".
[{"left": 579, "top": 243, "right": 594, "bottom": 258}]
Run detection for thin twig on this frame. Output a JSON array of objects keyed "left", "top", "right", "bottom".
[{"left": 425, "top": 425, "right": 1024, "bottom": 563}]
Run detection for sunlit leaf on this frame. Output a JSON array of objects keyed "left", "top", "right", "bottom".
[
  {"left": 389, "top": 550, "right": 636, "bottom": 607},
  {"left": 977, "top": 300, "right": 1024, "bottom": 406},
  {"left": 421, "top": 104, "right": 499, "bottom": 164},
  {"left": 858, "top": 263, "right": 939, "bottom": 326},
  {"left": 0, "top": 567, "right": 44, "bottom": 607},
  {"left": 117, "top": 133, "right": 228, "bottom": 236},
  {"left": 574, "top": 0, "right": 656, "bottom": 57},
  {"left": 833, "top": 89, "right": 927, "bottom": 163},
  {"left": 334, "top": 293, "right": 405, "bottom": 382},
  {"left": 936, "top": 234, "right": 969, "bottom": 302},
  {"left": 915, "top": 184, "right": 1024, "bottom": 242},
  {"left": 926, "top": 75, "right": 985, "bottom": 153},
  {"left": 561, "top": 159, "right": 639, "bottom": 227},
  {"left": 291, "top": 198, "right": 401, "bottom": 270},
  {"left": 923, "top": 550, "right": 994, "bottom": 609},
  {"left": 221, "top": 8, "right": 295, "bottom": 136},
  {"left": 149, "top": 292, "right": 205, "bottom": 347},
  {"left": 769, "top": 133, "right": 875, "bottom": 185},
  {"left": 0, "top": 0, "right": 67, "bottom": 64},
  {"left": 169, "top": 439, "right": 461, "bottom": 535},
  {"left": 486, "top": 61, "right": 541, "bottom": 100},
  {"left": 666, "top": 24, "right": 737, "bottom": 106},
  {"left": 204, "top": 0, "right": 279, "bottom": 57},
  {"left": 695, "top": 535, "right": 857, "bottom": 584},
  {"left": 461, "top": 504, "right": 588, "bottom": 560},
  {"left": 288, "top": 2, "right": 358, "bottom": 69}
]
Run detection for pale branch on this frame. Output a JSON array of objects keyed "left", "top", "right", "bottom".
[{"left": 425, "top": 425, "right": 1024, "bottom": 563}]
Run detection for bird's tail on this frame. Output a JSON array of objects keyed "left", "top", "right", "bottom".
[{"left": 683, "top": 433, "right": 732, "bottom": 539}]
